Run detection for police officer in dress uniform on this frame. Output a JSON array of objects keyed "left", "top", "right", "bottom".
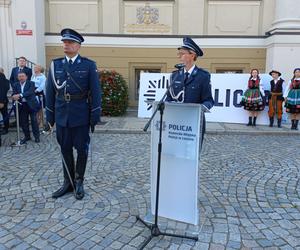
[
  {"left": 166, "top": 37, "right": 214, "bottom": 145},
  {"left": 46, "top": 28, "right": 101, "bottom": 200}
]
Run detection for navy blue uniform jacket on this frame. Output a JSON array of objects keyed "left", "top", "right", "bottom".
[
  {"left": 10, "top": 66, "right": 32, "bottom": 86},
  {"left": 12, "top": 80, "right": 40, "bottom": 111},
  {"left": 45, "top": 55, "right": 101, "bottom": 128},
  {"left": 166, "top": 65, "right": 214, "bottom": 109}
]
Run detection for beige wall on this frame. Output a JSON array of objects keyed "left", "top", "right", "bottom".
[
  {"left": 46, "top": 46, "right": 266, "bottom": 106},
  {"left": 46, "top": 0, "right": 102, "bottom": 33},
  {"left": 206, "top": 1, "right": 261, "bottom": 35},
  {"left": 45, "top": 0, "right": 275, "bottom": 35}
]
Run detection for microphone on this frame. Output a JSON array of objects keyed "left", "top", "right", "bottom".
[{"left": 174, "top": 63, "right": 185, "bottom": 69}]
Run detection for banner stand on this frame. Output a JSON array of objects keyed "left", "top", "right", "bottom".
[{"left": 136, "top": 97, "right": 198, "bottom": 249}]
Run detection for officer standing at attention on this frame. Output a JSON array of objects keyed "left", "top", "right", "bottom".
[
  {"left": 166, "top": 37, "right": 214, "bottom": 145},
  {"left": 46, "top": 28, "right": 101, "bottom": 200}
]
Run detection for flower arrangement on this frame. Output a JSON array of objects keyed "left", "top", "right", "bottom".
[{"left": 99, "top": 69, "right": 129, "bottom": 116}]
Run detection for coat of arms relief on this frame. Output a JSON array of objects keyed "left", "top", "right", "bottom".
[
  {"left": 124, "top": 3, "right": 171, "bottom": 34},
  {"left": 137, "top": 3, "right": 159, "bottom": 25}
]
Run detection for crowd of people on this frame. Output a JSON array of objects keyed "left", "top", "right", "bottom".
[
  {"left": 241, "top": 68, "right": 300, "bottom": 130},
  {"left": 0, "top": 57, "right": 46, "bottom": 145}
]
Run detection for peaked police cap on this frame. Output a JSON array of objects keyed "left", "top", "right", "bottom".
[
  {"left": 178, "top": 37, "right": 203, "bottom": 57},
  {"left": 61, "top": 28, "right": 84, "bottom": 44}
]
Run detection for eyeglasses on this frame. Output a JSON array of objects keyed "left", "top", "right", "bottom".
[
  {"left": 177, "top": 51, "right": 192, "bottom": 56},
  {"left": 169, "top": 87, "right": 185, "bottom": 103}
]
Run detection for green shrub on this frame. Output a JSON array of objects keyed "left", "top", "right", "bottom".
[{"left": 99, "top": 69, "right": 129, "bottom": 116}]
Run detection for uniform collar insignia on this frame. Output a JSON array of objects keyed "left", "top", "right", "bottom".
[
  {"left": 191, "top": 67, "right": 198, "bottom": 76},
  {"left": 62, "top": 58, "right": 66, "bottom": 64}
]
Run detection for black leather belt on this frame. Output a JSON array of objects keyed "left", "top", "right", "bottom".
[{"left": 57, "top": 93, "right": 88, "bottom": 102}]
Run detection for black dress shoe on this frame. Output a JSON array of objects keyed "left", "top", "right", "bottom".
[
  {"left": 52, "top": 180, "right": 73, "bottom": 198},
  {"left": 35, "top": 138, "right": 40, "bottom": 143},
  {"left": 75, "top": 179, "right": 84, "bottom": 200},
  {"left": 20, "top": 138, "right": 31, "bottom": 145}
]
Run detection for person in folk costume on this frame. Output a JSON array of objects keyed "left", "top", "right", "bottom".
[
  {"left": 283, "top": 68, "right": 300, "bottom": 130},
  {"left": 268, "top": 70, "right": 286, "bottom": 128},
  {"left": 241, "top": 69, "right": 265, "bottom": 126}
]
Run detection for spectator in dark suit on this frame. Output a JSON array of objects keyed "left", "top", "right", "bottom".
[
  {"left": 0, "top": 68, "right": 10, "bottom": 135},
  {"left": 12, "top": 71, "right": 40, "bottom": 144},
  {"left": 9, "top": 56, "right": 32, "bottom": 87}
]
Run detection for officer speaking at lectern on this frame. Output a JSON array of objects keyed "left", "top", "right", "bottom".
[{"left": 166, "top": 37, "right": 214, "bottom": 144}]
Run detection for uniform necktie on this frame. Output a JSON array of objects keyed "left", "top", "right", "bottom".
[
  {"left": 69, "top": 59, "right": 73, "bottom": 65},
  {"left": 184, "top": 72, "right": 189, "bottom": 84}
]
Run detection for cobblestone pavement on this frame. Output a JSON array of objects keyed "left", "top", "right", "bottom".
[{"left": 0, "top": 132, "right": 300, "bottom": 250}]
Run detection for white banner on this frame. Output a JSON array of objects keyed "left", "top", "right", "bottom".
[
  {"left": 151, "top": 102, "right": 201, "bottom": 225},
  {"left": 138, "top": 73, "right": 170, "bottom": 118},
  {"left": 138, "top": 73, "right": 275, "bottom": 125}
]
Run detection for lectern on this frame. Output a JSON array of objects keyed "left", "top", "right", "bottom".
[{"left": 136, "top": 102, "right": 208, "bottom": 249}]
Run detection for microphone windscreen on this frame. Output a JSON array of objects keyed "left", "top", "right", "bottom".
[{"left": 174, "top": 63, "right": 185, "bottom": 69}]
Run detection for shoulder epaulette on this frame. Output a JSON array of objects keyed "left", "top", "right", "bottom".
[
  {"left": 198, "top": 67, "right": 210, "bottom": 75},
  {"left": 53, "top": 57, "right": 64, "bottom": 62},
  {"left": 80, "top": 57, "right": 95, "bottom": 64}
]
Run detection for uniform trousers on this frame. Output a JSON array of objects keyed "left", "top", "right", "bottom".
[{"left": 56, "top": 124, "right": 90, "bottom": 182}]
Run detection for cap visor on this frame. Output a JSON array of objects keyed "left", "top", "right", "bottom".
[{"left": 61, "top": 37, "right": 81, "bottom": 44}]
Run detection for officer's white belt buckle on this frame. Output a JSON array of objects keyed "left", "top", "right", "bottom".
[{"left": 64, "top": 93, "right": 71, "bottom": 102}]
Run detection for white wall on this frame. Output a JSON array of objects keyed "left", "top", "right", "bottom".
[{"left": 0, "top": 0, "right": 46, "bottom": 74}]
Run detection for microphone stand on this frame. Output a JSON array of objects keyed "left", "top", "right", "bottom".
[
  {"left": 136, "top": 68, "right": 198, "bottom": 249},
  {"left": 143, "top": 63, "right": 185, "bottom": 132}
]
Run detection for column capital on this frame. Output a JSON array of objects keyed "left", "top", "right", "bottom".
[{"left": 0, "top": 0, "right": 11, "bottom": 7}]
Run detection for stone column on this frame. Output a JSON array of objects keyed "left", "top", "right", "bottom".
[
  {"left": 102, "top": 0, "right": 120, "bottom": 34},
  {"left": 266, "top": 0, "right": 300, "bottom": 80},
  {"left": 0, "top": 0, "right": 14, "bottom": 75},
  {"left": 271, "top": 0, "right": 300, "bottom": 31},
  {"left": 178, "top": 0, "right": 205, "bottom": 35}
]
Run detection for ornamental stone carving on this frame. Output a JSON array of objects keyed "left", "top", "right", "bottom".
[{"left": 137, "top": 3, "right": 159, "bottom": 25}]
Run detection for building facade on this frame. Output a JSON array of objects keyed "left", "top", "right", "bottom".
[{"left": 1, "top": 0, "right": 300, "bottom": 105}]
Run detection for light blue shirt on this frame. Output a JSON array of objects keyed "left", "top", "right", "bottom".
[{"left": 31, "top": 73, "right": 46, "bottom": 93}]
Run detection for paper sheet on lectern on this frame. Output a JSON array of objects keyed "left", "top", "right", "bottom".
[{"left": 151, "top": 102, "right": 201, "bottom": 225}]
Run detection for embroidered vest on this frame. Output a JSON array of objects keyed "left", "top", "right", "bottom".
[
  {"left": 292, "top": 79, "right": 300, "bottom": 89},
  {"left": 270, "top": 78, "right": 284, "bottom": 93}
]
